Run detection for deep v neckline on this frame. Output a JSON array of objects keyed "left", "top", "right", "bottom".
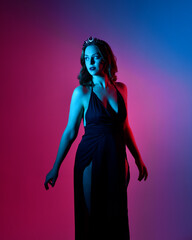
[{"left": 92, "top": 85, "right": 119, "bottom": 115}]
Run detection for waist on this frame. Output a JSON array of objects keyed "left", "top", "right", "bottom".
[{"left": 84, "top": 123, "right": 123, "bottom": 135}]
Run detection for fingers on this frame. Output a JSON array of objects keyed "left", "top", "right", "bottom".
[
  {"left": 44, "top": 180, "right": 54, "bottom": 190},
  {"left": 51, "top": 178, "right": 56, "bottom": 187},
  {"left": 44, "top": 176, "right": 56, "bottom": 190},
  {"left": 44, "top": 179, "right": 51, "bottom": 190},
  {"left": 44, "top": 181, "right": 49, "bottom": 190},
  {"left": 138, "top": 166, "right": 148, "bottom": 182},
  {"left": 138, "top": 171, "right": 143, "bottom": 181},
  {"left": 144, "top": 167, "right": 148, "bottom": 181}
]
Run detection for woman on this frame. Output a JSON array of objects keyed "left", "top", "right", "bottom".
[{"left": 44, "top": 37, "right": 148, "bottom": 240}]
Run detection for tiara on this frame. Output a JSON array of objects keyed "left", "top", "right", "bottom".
[{"left": 83, "top": 36, "right": 96, "bottom": 47}]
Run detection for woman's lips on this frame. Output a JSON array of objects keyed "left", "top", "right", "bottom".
[{"left": 89, "top": 67, "right": 96, "bottom": 70}]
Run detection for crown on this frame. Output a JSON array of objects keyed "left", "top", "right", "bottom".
[{"left": 83, "top": 36, "right": 95, "bottom": 47}]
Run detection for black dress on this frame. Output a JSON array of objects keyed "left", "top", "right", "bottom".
[{"left": 74, "top": 83, "right": 130, "bottom": 240}]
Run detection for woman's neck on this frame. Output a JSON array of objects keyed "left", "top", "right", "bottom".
[{"left": 92, "top": 75, "right": 111, "bottom": 89}]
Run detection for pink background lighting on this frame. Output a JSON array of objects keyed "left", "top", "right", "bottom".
[{"left": 1, "top": 1, "right": 192, "bottom": 240}]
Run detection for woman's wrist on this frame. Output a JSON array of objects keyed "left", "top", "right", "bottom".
[
  {"left": 134, "top": 154, "right": 142, "bottom": 163},
  {"left": 52, "top": 164, "right": 60, "bottom": 172}
]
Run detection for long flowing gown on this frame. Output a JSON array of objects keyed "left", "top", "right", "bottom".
[{"left": 74, "top": 83, "right": 130, "bottom": 240}]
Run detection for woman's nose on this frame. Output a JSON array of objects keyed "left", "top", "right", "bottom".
[{"left": 90, "top": 57, "right": 95, "bottom": 65}]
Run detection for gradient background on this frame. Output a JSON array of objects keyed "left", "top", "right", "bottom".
[{"left": 1, "top": 0, "right": 192, "bottom": 239}]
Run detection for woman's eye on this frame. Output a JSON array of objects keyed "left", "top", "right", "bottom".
[{"left": 84, "top": 55, "right": 100, "bottom": 61}]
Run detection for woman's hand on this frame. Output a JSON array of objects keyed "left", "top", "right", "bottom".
[
  {"left": 44, "top": 168, "right": 59, "bottom": 190},
  {"left": 135, "top": 157, "right": 148, "bottom": 181}
]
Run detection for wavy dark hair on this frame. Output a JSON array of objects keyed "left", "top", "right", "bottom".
[{"left": 77, "top": 37, "right": 118, "bottom": 86}]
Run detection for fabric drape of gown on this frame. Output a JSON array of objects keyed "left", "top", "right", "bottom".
[{"left": 74, "top": 82, "right": 130, "bottom": 240}]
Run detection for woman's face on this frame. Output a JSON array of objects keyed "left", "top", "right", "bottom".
[{"left": 84, "top": 45, "right": 105, "bottom": 76}]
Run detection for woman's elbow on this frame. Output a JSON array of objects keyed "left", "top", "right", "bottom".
[{"left": 64, "top": 127, "right": 78, "bottom": 142}]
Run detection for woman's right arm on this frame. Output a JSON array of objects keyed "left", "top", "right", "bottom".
[{"left": 44, "top": 86, "right": 84, "bottom": 190}]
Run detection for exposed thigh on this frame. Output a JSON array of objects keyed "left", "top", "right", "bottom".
[{"left": 83, "top": 161, "right": 92, "bottom": 215}]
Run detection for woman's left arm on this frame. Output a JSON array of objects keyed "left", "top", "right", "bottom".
[
  {"left": 123, "top": 120, "right": 148, "bottom": 181},
  {"left": 119, "top": 83, "right": 148, "bottom": 181}
]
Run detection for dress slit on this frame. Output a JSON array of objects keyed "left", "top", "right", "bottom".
[{"left": 83, "top": 161, "right": 92, "bottom": 215}]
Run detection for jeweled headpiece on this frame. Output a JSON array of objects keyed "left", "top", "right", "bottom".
[{"left": 83, "top": 36, "right": 98, "bottom": 47}]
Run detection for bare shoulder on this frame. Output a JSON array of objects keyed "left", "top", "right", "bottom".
[
  {"left": 72, "top": 85, "right": 91, "bottom": 108},
  {"left": 114, "top": 81, "right": 128, "bottom": 103},
  {"left": 72, "top": 85, "right": 90, "bottom": 98},
  {"left": 114, "top": 81, "right": 127, "bottom": 93}
]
